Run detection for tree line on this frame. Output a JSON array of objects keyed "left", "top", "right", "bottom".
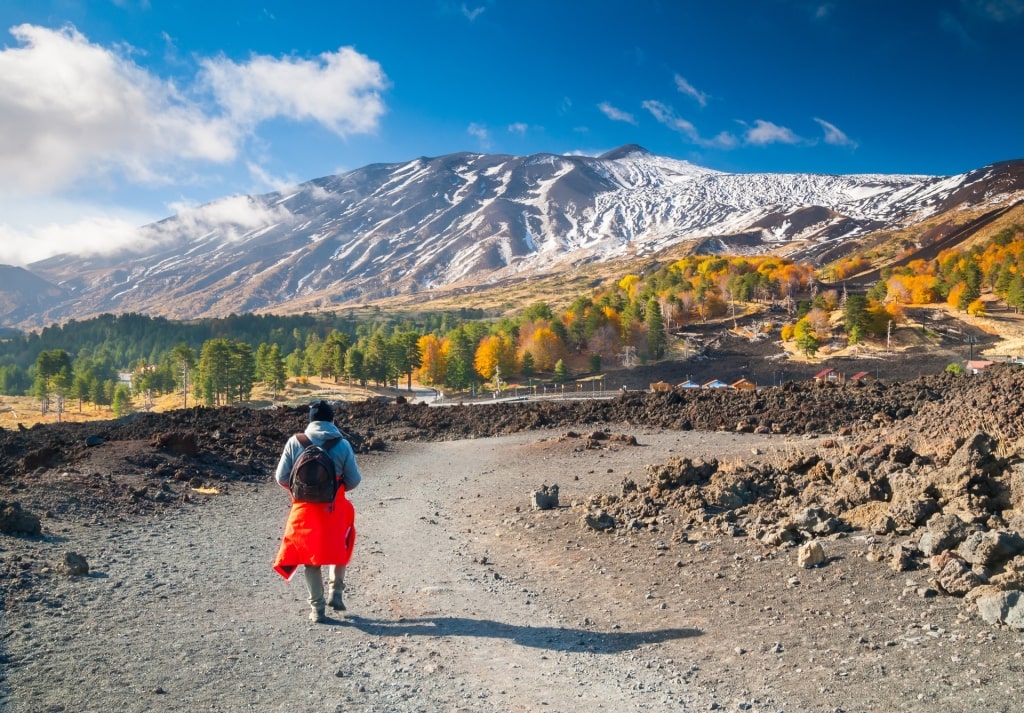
[{"left": 4, "top": 225, "right": 1019, "bottom": 412}]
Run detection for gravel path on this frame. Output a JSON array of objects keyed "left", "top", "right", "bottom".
[{"left": 3, "top": 429, "right": 1023, "bottom": 712}]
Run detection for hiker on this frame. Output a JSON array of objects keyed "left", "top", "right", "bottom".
[{"left": 272, "top": 400, "right": 362, "bottom": 623}]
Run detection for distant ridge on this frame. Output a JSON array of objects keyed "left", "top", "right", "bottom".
[{"left": 3, "top": 147, "right": 1024, "bottom": 329}]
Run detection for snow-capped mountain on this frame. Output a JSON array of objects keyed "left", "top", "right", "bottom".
[{"left": 7, "top": 146, "right": 1024, "bottom": 327}]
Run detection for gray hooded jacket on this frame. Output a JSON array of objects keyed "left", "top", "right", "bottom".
[{"left": 274, "top": 421, "right": 362, "bottom": 492}]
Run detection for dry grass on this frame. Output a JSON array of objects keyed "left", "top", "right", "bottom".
[{"left": 0, "top": 377, "right": 386, "bottom": 430}]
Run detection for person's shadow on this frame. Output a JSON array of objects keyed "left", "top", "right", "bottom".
[{"left": 340, "top": 615, "right": 700, "bottom": 654}]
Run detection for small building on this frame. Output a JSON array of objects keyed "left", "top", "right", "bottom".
[
  {"left": 813, "top": 368, "right": 839, "bottom": 383},
  {"left": 850, "top": 371, "right": 876, "bottom": 384},
  {"left": 649, "top": 381, "right": 674, "bottom": 392},
  {"left": 966, "top": 360, "right": 995, "bottom": 375},
  {"left": 677, "top": 379, "right": 701, "bottom": 389},
  {"left": 731, "top": 377, "right": 756, "bottom": 391},
  {"left": 703, "top": 379, "right": 729, "bottom": 389}
]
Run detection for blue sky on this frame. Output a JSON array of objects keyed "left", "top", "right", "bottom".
[{"left": 1, "top": 0, "right": 1022, "bottom": 265}]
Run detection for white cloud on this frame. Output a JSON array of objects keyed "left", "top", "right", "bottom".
[
  {"left": 200, "top": 46, "right": 388, "bottom": 137},
  {"left": 961, "top": 0, "right": 1024, "bottom": 21},
  {"left": 462, "top": 3, "right": 486, "bottom": 21},
  {"left": 0, "top": 24, "right": 389, "bottom": 200},
  {"left": 507, "top": 122, "right": 528, "bottom": 135},
  {"left": 247, "top": 162, "right": 301, "bottom": 193},
  {"left": 813, "top": 117, "right": 858, "bottom": 148},
  {"left": 673, "top": 74, "right": 707, "bottom": 108},
  {"left": 814, "top": 3, "right": 835, "bottom": 20},
  {"left": 0, "top": 191, "right": 162, "bottom": 265},
  {"left": 597, "top": 101, "right": 637, "bottom": 125},
  {"left": 642, "top": 100, "right": 736, "bottom": 148},
  {"left": 0, "top": 24, "right": 237, "bottom": 193},
  {"left": 161, "top": 195, "right": 293, "bottom": 240},
  {"left": 744, "top": 119, "right": 802, "bottom": 146},
  {"left": 467, "top": 122, "right": 491, "bottom": 147},
  {"left": 0, "top": 190, "right": 300, "bottom": 266},
  {"left": 643, "top": 100, "right": 698, "bottom": 140}
]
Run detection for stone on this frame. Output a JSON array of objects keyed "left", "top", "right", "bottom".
[
  {"left": 975, "top": 589, "right": 1024, "bottom": 630},
  {"left": 531, "top": 483, "right": 559, "bottom": 510},
  {"left": 583, "top": 509, "right": 615, "bottom": 531},
  {"left": 0, "top": 501, "right": 41, "bottom": 535},
  {"left": 890, "top": 544, "right": 915, "bottom": 572},
  {"left": 798, "top": 541, "right": 826, "bottom": 568},
  {"left": 958, "top": 530, "right": 1024, "bottom": 569},
  {"left": 919, "top": 512, "right": 970, "bottom": 556},
  {"left": 62, "top": 551, "right": 89, "bottom": 576},
  {"left": 935, "top": 556, "right": 983, "bottom": 597}
]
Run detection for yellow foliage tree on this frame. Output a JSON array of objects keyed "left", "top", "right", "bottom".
[
  {"left": 967, "top": 298, "right": 987, "bottom": 317},
  {"left": 618, "top": 274, "right": 641, "bottom": 297},
  {"left": 519, "top": 324, "right": 565, "bottom": 371},
  {"left": 908, "top": 275, "right": 937, "bottom": 305},
  {"left": 474, "top": 334, "right": 516, "bottom": 381},
  {"left": 415, "top": 334, "right": 448, "bottom": 385},
  {"left": 947, "top": 283, "right": 965, "bottom": 310},
  {"left": 884, "top": 301, "right": 905, "bottom": 323}
]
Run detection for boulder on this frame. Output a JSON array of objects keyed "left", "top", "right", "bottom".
[
  {"left": 890, "top": 544, "right": 915, "bottom": 572},
  {"left": 583, "top": 509, "right": 615, "bottom": 531},
  {"left": 61, "top": 551, "right": 89, "bottom": 576},
  {"left": 798, "top": 541, "right": 826, "bottom": 568},
  {"left": 935, "top": 555, "right": 984, "bottom": 597},
  {"left": 958, "top": 530, "right": 1024, "bottom": 569},
  {"left": 975, "top": 589, "right": 1024, "bottom": 630},
  {"left": 0, "top": 501, "right": 42, "bottom": 535},
  {"left": 918, "top": 512, "right": 971, "bottom": 556},
  {"left": 531, "top": 483, "right": 559, "bottom": 511}
]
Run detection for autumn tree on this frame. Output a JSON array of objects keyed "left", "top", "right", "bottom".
[
  {"left": 474, "top": 333, "right": 516, "bottom": 383},
  {"left": 518, "top": 320, "right": 566, "bottom": 372},
  {"left": 415, "top": 334, "right": 448, "bottom": 386}
]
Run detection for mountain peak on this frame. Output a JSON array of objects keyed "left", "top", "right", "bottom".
[{"left": 597, "top": 144, "right": 652, "bottom": 161}]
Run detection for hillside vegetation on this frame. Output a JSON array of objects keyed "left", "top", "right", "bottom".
[{"left": 2, "top": 218, "right": 1024, "bottom": 427}]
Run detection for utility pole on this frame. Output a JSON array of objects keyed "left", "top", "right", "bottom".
[{"left": 966, "top": 335, "right": 977, "bottom": 361}]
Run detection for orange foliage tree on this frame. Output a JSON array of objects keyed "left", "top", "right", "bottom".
[
  {"left": 518, "top": 320, "right": 566, "bottom": 372},
  {"left": 415, "top": 334, "right": 448, "bottom": 386},
  {"left": 473, "top": 334, "right": 516, "bottom": 381}
]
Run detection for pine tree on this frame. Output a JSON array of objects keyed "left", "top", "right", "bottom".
[
  {"left": 645, "top": 298, "right": 666, "bottom": 359},
  {"left": 552, "top": 359, "right": 571, "bottom": 383}
]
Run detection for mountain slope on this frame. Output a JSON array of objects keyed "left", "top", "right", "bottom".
[
  {"left": 0, "top": 266, "right": 68, "bottom": 326},
  {"left": 8, "top": 147, "right": 1024, "bottom": 328}
]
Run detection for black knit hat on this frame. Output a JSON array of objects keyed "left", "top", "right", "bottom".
[{"left": 309, "top": 400, "right": 335, "bottom": 423}]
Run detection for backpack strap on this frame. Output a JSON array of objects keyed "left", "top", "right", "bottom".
[{"left": 295, "top": 433, "right": 312, "bottom": 448}]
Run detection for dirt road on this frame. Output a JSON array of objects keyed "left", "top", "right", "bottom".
[{"left": 4, "top": 427, "right": 1023, "bottom": 713}]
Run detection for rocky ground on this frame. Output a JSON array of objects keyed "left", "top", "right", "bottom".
[{"left": 2, "top": 359, "right": 1024, "bottom": 711}]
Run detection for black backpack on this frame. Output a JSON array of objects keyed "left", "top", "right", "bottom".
[{"left": 289, "top": 433, "right": 342, "bottom": 503}]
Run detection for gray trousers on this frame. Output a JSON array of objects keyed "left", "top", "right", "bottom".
[{"left": 302, "top": 565, "right": 345, "bottom": 607}]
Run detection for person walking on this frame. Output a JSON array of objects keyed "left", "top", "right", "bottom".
[{"left": 272, "top": 400, "right": 362, "bottom": 623}]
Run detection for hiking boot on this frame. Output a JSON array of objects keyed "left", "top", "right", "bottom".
[
  {"left": 309, "top": 605, "right": 326, "bottom": 624},
  {"left": 327, "top": 586, "right": 346, "bottom": 611}
]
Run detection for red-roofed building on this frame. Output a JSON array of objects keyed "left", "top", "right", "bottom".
[
  {"left": 813, "top": 368, "right": 839, "bottom": 383},
  {"left": 966, "top": 360, "right": 995, "bottom": 374}
]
